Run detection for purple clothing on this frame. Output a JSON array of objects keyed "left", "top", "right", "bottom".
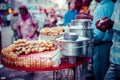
[
  {"left": 18, "top": 5, "right": 38, "bottom": 40},
  {"left": 18, "top": 17, "right": 37, "bottom": 40},
  {"left": 19, "top": 5, "right": 31, "bottom": 21}
]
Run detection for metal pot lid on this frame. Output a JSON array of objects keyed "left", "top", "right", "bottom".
[
  {"left": 63, "top": 27, "right": 93, "bottom": 31},
  {"left": 56, "top": 36, "right": 90, "bottom": 43},
  {"left": 72, "top": 19, "right": 92, "bottom": 22},
  {"left": 68, "top": 26, "right": 93, "bottom": 29}
]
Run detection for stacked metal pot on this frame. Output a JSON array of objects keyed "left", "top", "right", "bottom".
[{"left": 55, "top": 19, "right": 94, "bottom": 57}]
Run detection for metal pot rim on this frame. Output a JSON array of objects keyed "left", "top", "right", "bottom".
[
  {"left": 56, "top": 37, "right": 90, "bottom": 43},
  {"left": 72, "top": 19, "right": 92, "bottom": 22},
  {"left": 68, "top": 27, "right": 93, "bottom": 30}
]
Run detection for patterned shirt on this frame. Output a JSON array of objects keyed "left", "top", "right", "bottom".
[{"left": 110, "top": 0, "right": 120, "bottom": 64}]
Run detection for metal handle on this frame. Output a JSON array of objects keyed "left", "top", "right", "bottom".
[{"left": 80, "top": 21, "right": 93, "bottom": 38}]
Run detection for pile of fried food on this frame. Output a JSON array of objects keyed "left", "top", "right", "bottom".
[
  {"left": 2, "top": 39, "right": 56, "bottom": 56},
  {"left": 40, "top": 26, "right": 64, "bottom": 36},
  {"left": 1, "top": 39, "right": 57, "bottom": 68}
]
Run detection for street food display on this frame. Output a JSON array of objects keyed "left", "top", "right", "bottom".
[
  {"left": 1, "top": 28, "right": 91, "bottom": 80},
  {"left": 1, "top": 39, "right": 61, "bottom": 69},
  {"left": 39, "top": 26, "right": 64, "bottom": 40},
  {"left": 1, "top": 24, "right": 92, "bottom": 80},
  {"left": 40, "top": 26, "right": 64, "bottom": 36},
  {"left": 1, "top": 38, "right": 90, "bottom": 79}
]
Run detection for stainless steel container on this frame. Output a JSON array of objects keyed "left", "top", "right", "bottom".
[
  {"left": 71, "top": 19, "right": 92, "bottom": 28},
  {"left": 68, "top": 27, "right": 93, "bottom": 39},
  {"left": 67, "top": 27, "right": 94, "bottom": 57},
  {"left": 63, "top": 32, "right": 78, "bottom": 41},
  {"left": 55, "top": 37, "right": 90, "bottom": 56}
]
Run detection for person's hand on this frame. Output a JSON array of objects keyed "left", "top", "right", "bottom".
[
  {"left": 28, "top": 34, "right": 34, "bottom": 38},
  {"left": 28, "top": 32, "right": 35, "bottom": 38},
  {"left": 96, "top": 17, "right": 114, "bottom": 32},
  {"left": 96, "top": 18, "right": 108, "bottom": 32}
]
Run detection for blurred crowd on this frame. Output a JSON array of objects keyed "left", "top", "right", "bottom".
[{"left": 0, "top": 0, "right": 98, "bottom": 41}]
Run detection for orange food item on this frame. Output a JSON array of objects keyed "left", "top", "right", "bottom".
[
  {"left": 40, "top": 26, "right": 64, "bottom": 36},
  {"left": 1, "top": 39, "right": 59, "bottom": 68}
]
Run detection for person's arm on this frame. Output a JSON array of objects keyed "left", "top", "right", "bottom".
[
  {"left": 96, "top": 18, "right": 120, "bottom": 37},
  {"left": 31, "top": 23, "right": 38, "bottom": 38},
  {"left": 96, "top": 17, "right": 120, "bottom": 34},
  {"left": 10, "top": 17, "right": 14, "bottom": 30},
  {"left": 29, "top": 20, "right": 38, "bottom": 38},
  {"left": 17, "top": 25, "right": 22, "bottom": 39},
  {"left": 92, "top": 1, "right": 114, "bottom": 42}
]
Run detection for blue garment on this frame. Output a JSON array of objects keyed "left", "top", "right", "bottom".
[
  {"left": 63, "top": 10, "right": 78, "bottom": 26},
  {"left": 91, "top": 0, "right": 114, "bottom": 43},
  {"left": 91, "top": 0, "right": 115, "bottom": 80},
  {"left": 110, "top": 0, "right": 120, "bottom": 65},
  {"left": 104, "top": 1, "right": 120, "bottom": 79},
  {"left": 93, "top": 42, "right": 112, "bottom": 80},
  {"left": 104, "top": 63, "right": 120, "bottom": 80}
]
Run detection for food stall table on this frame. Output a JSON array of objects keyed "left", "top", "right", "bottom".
[{"left": 1, "top": 56, "right": 90, "bottom": 80}]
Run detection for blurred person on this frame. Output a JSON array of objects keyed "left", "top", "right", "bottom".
[
  {"left": 44, "top": 11, "right": 51, "bottom": 27},
  {"left": 56, "top": 15, "right": 63, "bottom": 26},
  {"left": 90, "top": 0, "right": 116, "bottom": 80},
  {"left": 75, "top": 0, "right": 82, "bottom": 12},
  {"left": 2, "top": 12, "right": 8, "bottom": 27},
  {"left": 0, "top": 16, "right": 3, "bottom": 69},
  {"left": 50, "top": 8, "right": 55, "bottom": 15},
  {"left": 76, "top": 0, "right": 93, "bottom": 20},
  {"left": 0, "top": 16, "right": 2, "bottom": 51},
  {"left": 37, "top": 8, "right": 46, "bottom": 30},
  {"left": 95, "top": 0, "right": 120, "bottom": 80},
  {"left": 89, "top": 0, "right": 98, "bottom": 15},
  {"left": 10, "top": 11, "right": 19, "bottom": 41},
  {"left": 63, "top": 1, "right": 78, "bottom": 26},
  {"left": 17, "top": 5, "right": 38, "bottom": 40},
  {"left": 79, "top": 0, "right": 92, "bottom": 14},
  {"left": 44, "top": 9, "right": 57, "bottom": 27},
  {"left": 7, "top": 13, "right": 12, "bottom": 26},
  {"left": 49, "top": 14, "right": 57, "bottom": 27},
  {"left": 51, "top": 9, "right": 58, "bottom": 27}
]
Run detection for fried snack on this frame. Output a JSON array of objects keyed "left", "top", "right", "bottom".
[
  {"left": 1, "top": 39, "right": 58, "bottom": 68},
  {"left": 40, "top": 26, "right": 64, "bottom": 36}
]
